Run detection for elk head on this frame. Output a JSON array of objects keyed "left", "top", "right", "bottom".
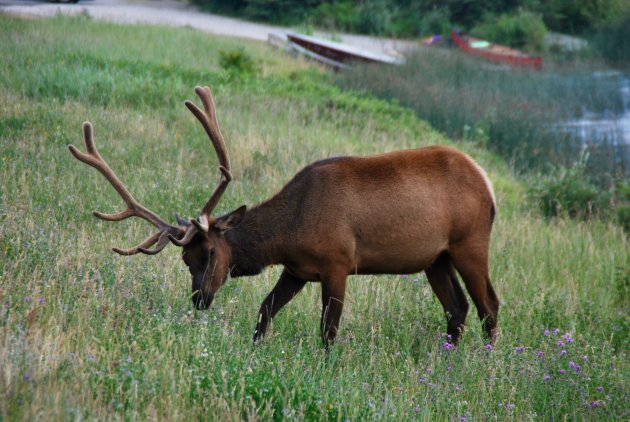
[{"left": 69, "top": 86, "right": 243, "bottom": 309}]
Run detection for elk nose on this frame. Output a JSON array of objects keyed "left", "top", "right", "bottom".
[{"left": 192, "top": 290, "right": 214, "bottom": 310}]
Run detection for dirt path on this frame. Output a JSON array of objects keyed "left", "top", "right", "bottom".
[{"left": 1, "top": 0, "right": 416, "bottom": 56}]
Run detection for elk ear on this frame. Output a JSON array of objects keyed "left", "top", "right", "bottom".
[
  {"left": 176, "top": 214, "right": 191, "bottom": 227},
  {"left": 215, "top": 205, "right": 246, "bottom": 232}
]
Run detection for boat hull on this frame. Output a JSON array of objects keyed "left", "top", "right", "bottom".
[{"left": 451, "top": 31, "right": 542, "bottom": 69}]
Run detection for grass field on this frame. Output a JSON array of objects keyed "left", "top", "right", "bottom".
[{"left": 1, "top": 14, "right": 628, "bottom": 420}]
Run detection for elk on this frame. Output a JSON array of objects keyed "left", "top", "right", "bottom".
[{"left": 69, "top": 86, "right": 499, "bottom": 347}]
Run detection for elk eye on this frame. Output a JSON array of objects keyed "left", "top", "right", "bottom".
[{"left": 209, "top": 248, "right": 215, "bottom": 256}]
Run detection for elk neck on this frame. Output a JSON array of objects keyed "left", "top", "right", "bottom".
[{"left": 225, "top": 198, "right": 289, "bottom": 277}]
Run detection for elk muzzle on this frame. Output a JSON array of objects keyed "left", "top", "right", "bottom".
[{"left": 192, "top": 289, "right": 214, "bottom": 310}]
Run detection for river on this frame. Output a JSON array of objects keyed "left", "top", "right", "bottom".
[{"left": 557, "top": 71, "right": 630, "bottom": 176}]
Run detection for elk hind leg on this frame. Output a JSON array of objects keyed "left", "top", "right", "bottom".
[
  {"left": 320, "top": 274, "right": 347, "bottom": 348},
  {"left": 450, "top": 242, "right": 499, "bottom": 343},
  {"left": 426, "top": 252, "right": 469, "bottom": 344}
]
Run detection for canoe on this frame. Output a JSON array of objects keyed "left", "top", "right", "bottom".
[
  {"left": 451, "top": 30, "right": 542, "bottom": 69},
  {"left": 286, "top": 32, "right": 402, "bottom": 69}
]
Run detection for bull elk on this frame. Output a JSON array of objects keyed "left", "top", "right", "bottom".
[{"left": 69, "top": 86, "right": 499, "bottom": 346}]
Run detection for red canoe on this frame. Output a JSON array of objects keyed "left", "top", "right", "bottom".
[{"left": 451, "top": 30, "right": 542, "bottom": 70}]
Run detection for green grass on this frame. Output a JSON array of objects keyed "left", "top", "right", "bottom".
[{"left": 1, "top": 14, "right": 628, "bottom": 420}]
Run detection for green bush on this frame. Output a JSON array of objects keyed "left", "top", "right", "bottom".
[
  {"left": 591, "top": 12, "right": 630, "bottom": 69},
  {"left": 539, "top": 0, "right": 630, "bottom": 35},
  {"left": 218, "top": 47, "right": 258, "bottom": 75},
  {"left": 312, "top": 1, "right": 360, "bottom": 32},
  {"left": 472, "top": 10, "right": 547, "bottom": 51},
  {"left": 413, "top": 7, "right": 452, "bottom": 37},
  {"left": 616, "top": 181, "right": 630, "bottom": 231},
  {"left": 528, "top": 157, "right": 610, "bottom": 219}
]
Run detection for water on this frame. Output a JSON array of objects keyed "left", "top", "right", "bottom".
[{"left": 556, "top": 71, "right": 630, "bottom": 177}]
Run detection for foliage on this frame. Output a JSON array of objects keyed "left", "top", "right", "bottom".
[
  {"left": 616, "top": 182, "right": 630, "bottom": 232},
  {"left": 472, "top": 11, "right": 548, "bottom": 52},
  {"left": 527, "top": 156, "right": 610, "bottom": 219},
  {"left": 191, "top": 0, "right": 630, "bottom": 42},
  {"left": 591, "top": 12, "right": 630, "bottom": 69},
  {"left": 1, "top": 14, "right": 629, "bottom": 420},
  {"left": 218, "top": 47, "right": 258, "bottom": 75},
  {"left": 539, "top": 0, "right": 630, "bottom": 35},
  {"left": 312, "top": 1, "right": 359, "bottom": 32}
]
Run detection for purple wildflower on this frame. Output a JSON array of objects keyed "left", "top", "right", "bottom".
[
  {"left": 544, "top": 374, "right": 551, "bottom": 381},
  {"left": 446, "top": 334, "right": 452, "bottom": 342},
  {"left": 454, "top": 385, "right": 462, "bottom": 392},
  {"left": 23, "top": 373, "right": 31, "bottom": 381},
  {"left": 560, "top": 349, "right": 568, "bottom": 356},
  {"left": 596, "top": 386, "right": 604, "bottom": 392},
  {"left": 426, "top": 367, "right": 432, "bottom": 374},
  {"left": 557, "top": 339, "right": 564, "bottom": 347},
  {"left": 554, "top": 328, "right": 560, "bottom": 334},
  {"left": 24, "top": 296, "right": 32, "bottom": 303},
  {"left": 443, "top": 342, "right": 454, "bottom": 350},
  {"left": 583, "top": 355, "right": 589, "bottom": 361},
  {"left": 37, "top": 297, "right": 45, "bottom": 304},
  {"left": 559, "top": 369, "right": 566, "bottom": 375},
  {"left": 569, "top": 361, "right": 581, "bottom": 372},
  {"left": 543, "top": 329, "right": 550, "bottom": 336},
  {"left": 537, "top": 351, "right": 544, "bottom": 357},
  {"left": 507, "top": 403, "right": 516, "bottom": 410},
  {"left": 485, "top": 344, "right": 493, "bottom": 351},
  {"left": 591, "top": 400, "right": 602, "bottom": 408},
  {"left": 402, "top": 274, "right": 409, "bottom": 279},
  {"left": 563, "top": 332, "right": 573, "bottom": 343},
  {"left": 460, "top": 416, "right": 466, "bottom": 422},
  {"left": 413, "top": 407, "right": 421, "bottom": 413},
  {"left": 515, "top": 346, "right": 525, "bottom": 353},
  {"left": 419, "top": 377, "right": 426, "bottom": 384}
]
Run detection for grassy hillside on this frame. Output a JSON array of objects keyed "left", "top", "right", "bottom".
[{"left": 1, "top": 14, "right": 628, "bottom": 420}]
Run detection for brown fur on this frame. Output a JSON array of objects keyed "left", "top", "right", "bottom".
[
  {"left": 71, "top": 87, "right": 498, "bottom": 348},
  {"left": 185, "top": 145, "right": 499, "bottom": 346}
]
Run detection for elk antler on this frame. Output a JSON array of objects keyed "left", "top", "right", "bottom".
[
  {"left": 68, "top": 122, "right": 183, "bottom": 255},
  {"left": 184, "top": 86, "right": 232, "bottom": 232}
]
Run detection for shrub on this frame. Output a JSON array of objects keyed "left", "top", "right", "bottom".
[
  {"left": 591, "top": 12, "right": 630, "bottom": 69},
  {"left": 472, "top": 10, "right": 547, "bottom": 52},
  {"left": 414, "top": 7, "right": 453, "bottom": 37},
  {"left": 616, "top": 181, "right": 630, "bottom": 231},
  {"left": 218, "top": 48, "right": 258, "bottom": 75},
  {"left": 355, "top": 0, "right": 395, "bottom": 36},
  {"left": 312, "top": 1, "right": 360, "bottom": 32},
  {"left": 528, "top": 157, "right": 610, "bottom": 219}
]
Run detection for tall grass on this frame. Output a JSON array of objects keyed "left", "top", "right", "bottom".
[
  {"left": 1, "top": 14, "right": 628, "bottom": 420},
  {"left": 338, "top": 48, "right": 628, "bottom": 181}
]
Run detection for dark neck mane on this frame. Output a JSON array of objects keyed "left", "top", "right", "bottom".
[{"left": 225, "top": 198, "right": 288, "bottom": 277}]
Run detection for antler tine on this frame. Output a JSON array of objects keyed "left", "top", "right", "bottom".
[
  {"left": 69, "top": 122, "right": 183, "bottom": 256},
  {"left": 185, "top": 86, "right": 232, "bottom": 227},
  {"left": 168, "top": 226, "right": 199, "bottom": 247}
]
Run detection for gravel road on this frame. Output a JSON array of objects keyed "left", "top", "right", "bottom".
[{"left": 1, "top": 0, "right": 416, "bottom": 56}]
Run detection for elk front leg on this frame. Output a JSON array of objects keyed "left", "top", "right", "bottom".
[
  {"left": 253, "top": 269, "right": 306, "bottom": 343},
  {"left": 320, "top": 274, "right": 347, "bottom": 347}
]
